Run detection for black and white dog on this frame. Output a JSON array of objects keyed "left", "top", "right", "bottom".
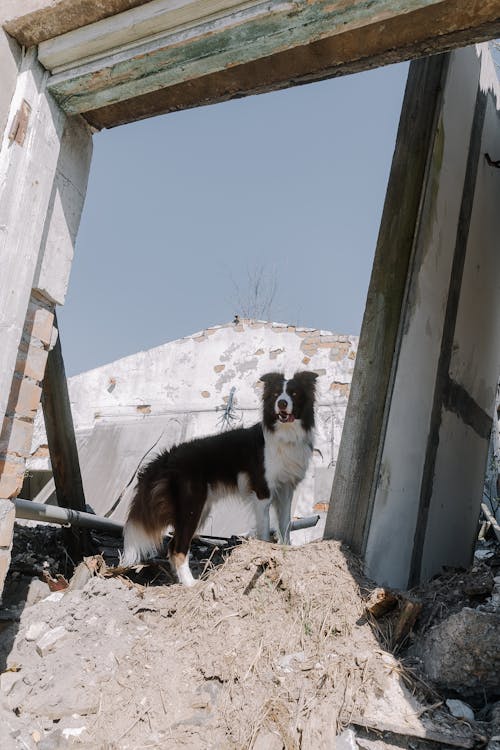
[{"left": 121, "top": 371, "right": 317, "bottom": 586}]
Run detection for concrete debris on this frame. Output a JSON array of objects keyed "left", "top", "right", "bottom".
[
  {"left": 277, "top": 651, "right": 306, "bottom": 672},
  {"left": 475, "top": 547, "right": 495, "bottom": 560},
  {"left": 2, "top": 519, "right": 499, "bottom": 749},
  {"left": 301, "top": 696, "right": 337, "bottom": 750},
  {"left": 0, "top": 671, "right": 21, "bottom": 696},
  {"left": 66, "top": 560, "right": 92, "bottom": 592},
  {"left": 25, "top": 620, "right": 48, "bottom": 641},
  {"left": 337, "top": 727, "right": 359, "bottom": 749},
  {"left": 445, "top": 699, "right": 475, "bottom": 721},
  {"left": 25, "top": 577, "right": 50, "bottom": 606},
  {"left": 492, "top": 701, "right": 500, "bottom": 729},
  {"left": 36, "top": 625, "right": 68, "bottom": 656},
  {"left": 412, "top": 608, "right": 500, "bottom": 696},
  {"left": 61, "top": 726, "right": 86, "bottom": 739},
  {"left": 43, "top": 591, "right": 64, "bottom": 603}
]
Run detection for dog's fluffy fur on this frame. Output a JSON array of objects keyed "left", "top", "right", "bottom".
[{"left": 121, "top": 370, "right": 317, "bottom": 586}]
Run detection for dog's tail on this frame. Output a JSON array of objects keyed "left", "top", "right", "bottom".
[{"left": 120, "top": 450, "right": 174, "bottom": 567}]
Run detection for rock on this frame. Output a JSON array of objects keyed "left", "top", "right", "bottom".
[
  {"left": 25, "top": 577, "right": 51, "bottom": 606},
  {"left": 62, "top": 726, "right": 86, "bottom": 740},
  {"left": 36, "top": 626, "right": 68, "bottom": 656},
  {"left": 67, "top": 561, "right": 92, "bottom": 592},
  {"left": 413, "top": 608, "right": 500, "bottom": 695},
  {"left": 44, "top": 591, "right": 65, "bottom": 603},
  {"left": 0, "top": 670, "right": 21, "bottom": 696},
  {"left": 446, "top": 698, "right": 475, "bottom": 721},
  {"left": 25, "top": 621, "right": 48, "bottom": 642},
  {"left": 24, "top": 680, "right": 99, "bottom": 720},
  {"left": 277, "top": 651, "right": 306, "bottom": 672},
  {"left": 491, "top": 701, "right": 500, "bottom": 730},
  {"left": 337, "top": 728, "right": 359, "bottom": 749}
]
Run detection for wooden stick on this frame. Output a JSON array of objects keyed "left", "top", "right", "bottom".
[{"left": 481, "top": 502, "right": 500, "bottom": 542}]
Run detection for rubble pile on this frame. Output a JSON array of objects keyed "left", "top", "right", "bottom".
[{"left": 0, "top": 523, "right": 498, "bottom": 749}]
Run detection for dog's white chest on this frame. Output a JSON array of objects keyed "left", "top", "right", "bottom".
[{"left": 264, "top": 423, "right": 312, "bottom": 490}]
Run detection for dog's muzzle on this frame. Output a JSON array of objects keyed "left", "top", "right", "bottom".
[{"left": 276, "top": 398, "right": 295, "bottom": 423}]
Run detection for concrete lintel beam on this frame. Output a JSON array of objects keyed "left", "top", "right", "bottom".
[{"left": 32, "top": 0, "right": 500, "bottom": 121}]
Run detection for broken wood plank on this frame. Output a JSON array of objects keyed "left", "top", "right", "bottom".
[
  {"left": 365, "top": 587, "right": 399, "bottom": 618},
  {"left": 41, "top": 313, "right": 90, "bottom": 561},
  {"left": 481, "top": 502, "right": 500, "bottom": 542},
  {"left": 393, "top": 596, "right": 422, "bottom": 645}
]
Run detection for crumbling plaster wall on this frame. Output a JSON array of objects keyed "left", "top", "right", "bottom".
[
  {"left": 327, "top": 44, "right": 500, "bottom": 589},
  {"left": 0, "top": 27, "right": 92, "bottom": 596},
  {"left": 0, "top": 25, "right": 22, "bottom": 600},
  {"left": 29, "top": 320, "right": 358, "bottom": 538}
]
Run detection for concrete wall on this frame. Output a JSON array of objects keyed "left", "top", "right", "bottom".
[
  {"left": 0, "top": 47, "right": 92, "bottom": 598},
  {"left": 419, "top": 54, "right": 500, "bottom": 579},
  {"left": 0, "top": 23, "right": 21, "bottom": 601},
  {"left": 0, "top": 30, "right": 20, "bottom": 138},
  {"left": 327, "top": 45, "right": 500, "bottom": 589}
]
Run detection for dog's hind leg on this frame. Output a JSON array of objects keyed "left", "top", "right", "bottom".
[
  {"left": 169, "top": 480, "right": 206, "bottom": 587},
  {"left": 121, "top": 477, "right": 172, "bottom": 566},
  {"left": 169, "top": 547, "right": 196, "bottom": 587}
]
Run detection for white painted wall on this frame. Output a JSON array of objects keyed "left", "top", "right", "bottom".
[
  {"left": 0, "top": 50, "right": 64, "bottom": 427},
  {"left": 0, "top": 49, "right": 92, "bottom": 432},
  {"left": 0, "top": 30, "right": 21, "bottom": 139}
]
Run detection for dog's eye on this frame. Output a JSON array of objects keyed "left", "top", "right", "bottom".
[{"left": 291, "top": 392, "right": 297, "bottom": 397}]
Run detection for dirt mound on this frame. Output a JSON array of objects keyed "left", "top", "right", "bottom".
[{"left": 1, "top": 537, "right": 482, "bottom": 749}]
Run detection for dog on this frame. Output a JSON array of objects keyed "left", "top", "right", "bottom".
[{"left": 121, "top": 370, "right": 318, "bottom": 586}]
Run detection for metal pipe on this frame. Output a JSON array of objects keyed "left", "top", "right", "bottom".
[
  {"left": 289, "top": 515, "right": 320, "bottom": 531},
  {"left": 13, "top": 498, "right": 123, "bottom": 534},
  {"left": 14, "top": 500, "right": 320, "bottom": 538}
]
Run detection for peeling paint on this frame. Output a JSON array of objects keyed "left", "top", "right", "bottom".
[
  {"left": 44, "top": 0, "right": 459, "bottom": 115},
  {"left": 29, "top": 319, "right": 358, "bottom": 531}
]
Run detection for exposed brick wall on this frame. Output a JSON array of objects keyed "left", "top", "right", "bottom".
[{"left": 0, "top": 291, "right": 54, "bottom": 598}]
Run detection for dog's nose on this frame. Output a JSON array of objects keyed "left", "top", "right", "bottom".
[{"left": 277, "top": 399, "right": 288, "bottom": 410}]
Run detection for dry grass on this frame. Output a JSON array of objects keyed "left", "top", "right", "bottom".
[{"left": 130, "top": 538, "right": 395, "bottom": 748}]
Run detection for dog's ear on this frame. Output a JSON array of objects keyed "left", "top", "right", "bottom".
[
  {"left": 260, "top": 372, "right": 283, "bottom": 386},
  {"left": 293, "top": 371, "right": 319, "bottom": 383}
]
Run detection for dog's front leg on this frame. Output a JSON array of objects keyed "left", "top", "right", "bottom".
[
  {"left": 275, "top": 485, "right": 293, "bottom": 544},
  {"left": 255, "top": 497, "right": 272, "bottom": 541}
]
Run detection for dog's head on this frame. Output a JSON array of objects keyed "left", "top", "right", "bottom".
[{"left": 260, "top": 371, "right": 318, "bottom": 432}]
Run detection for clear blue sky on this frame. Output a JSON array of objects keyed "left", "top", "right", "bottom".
[{"left": 58, "top": 61, "right": 409, "bottom": 376}]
